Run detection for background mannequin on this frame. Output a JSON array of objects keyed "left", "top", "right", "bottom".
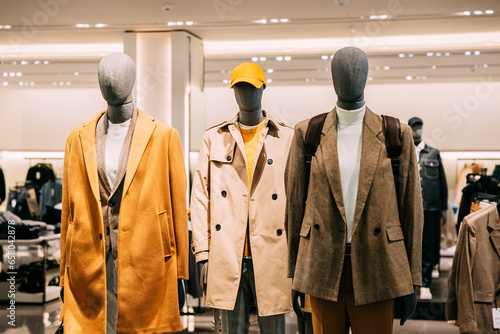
[{"left": 409, "top": 117, "right": 448, "bottom": 300}]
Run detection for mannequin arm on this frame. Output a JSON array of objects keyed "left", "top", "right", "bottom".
[
  {"left": 292, "top": 289, "right": 305, "bottom": 319},
  {"left": 395, "top": 286, "right": 417, "bottom": 326},
  {"left": 199, "top": 260, "right": 208, "bottom": 294}
]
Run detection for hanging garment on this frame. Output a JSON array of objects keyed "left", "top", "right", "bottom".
[
  {"left": 59, "top": 110, "right": 189, "bottom": 334},
  {"left": 441, "top": 202, "right": 457, "bottom": 249},
  {"left": 191, "top": 111, "right": 294, "bottom": 316},
  {"left": 0, "top": 167, "right": 5, "bottom": 204},
  {"left": 418, "top": 143, "right": 448, "bottom": 212},
  {"left": 455, "top": 163, "right": 484, "bottom": 205},
  {"left": 38, "top": 179, "right": 63, "bottom": 222},
  {"left": 285, "top": 108, "right": 423, "bottom": 306},
  {"left": 446, "top": 203, "right": 500, "bottom": 333},
  {"left": 26, "top": 163, "right": 55, "bottom": 189}
]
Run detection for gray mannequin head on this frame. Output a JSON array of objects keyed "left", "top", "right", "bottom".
[
  {"left": 98, "top": 53, "right": 136, "bottom": 123},
  {"left": 408, "top": 117, "right": 423, "bottom": 145},
  {"left": 331, "top": 47, "right": 368, "bottom": 110},
  {"left": 230, "top": 62, "right": 266, "bottom": 126}
]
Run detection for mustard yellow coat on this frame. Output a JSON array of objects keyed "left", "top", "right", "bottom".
[{"left": 59, "top": 110, "right": 189, "bottom": 333}]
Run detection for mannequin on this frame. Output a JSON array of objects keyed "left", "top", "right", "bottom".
[
  {"left": 58, "top": 52, "right": 189, "bottom": 333},
  {"left": 285, "top": 47, "right": 423, "bottom": 334},
  {"left": 191, "top": 62, "right": 293, "bottom": 334},
  {"left": 409, "top": 117, "right": 448, "bottom": 300}
]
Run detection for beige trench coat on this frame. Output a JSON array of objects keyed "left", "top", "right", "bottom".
[
  {"left": 191, "top": 112, "right": 293, "bottom": 316},
  {"left": 285, "top": 108, "right": 423, "bottom": 306}
]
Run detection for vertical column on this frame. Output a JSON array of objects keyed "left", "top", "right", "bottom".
[{"left": 124, "top": 31, "right": 205, "bottom": 198}]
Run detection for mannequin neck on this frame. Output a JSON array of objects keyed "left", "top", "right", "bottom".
[
  {"left": 414, "top": 139, "right": 422, "bottom": 146},
  {"left": 336, "top": 99, "right": 366, "bottom": 111},
  {"left": 238, "top": 109, "right": 264, "bottom": 127},
  {"left": 107, "top": 102, "right": 134, "bottom": 124},
  {"left": 336, "top": 103, "right": 366, "bottom": 125}
]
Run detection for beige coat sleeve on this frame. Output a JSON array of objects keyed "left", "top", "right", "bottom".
[
  {"left": 284, "top": 124, "right": 307, "bottom": 278},
  {"left": 168, "top": 129, "right": 189, "bottom": 280},
  {"left": 398, "top": 125, "right": 424, "bottom": 286},
  {"left": 191, "top": 133, "right": 211, "bottom": 263}
]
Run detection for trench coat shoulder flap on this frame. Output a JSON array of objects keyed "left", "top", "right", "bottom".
[{"left": 205, "top": 116, "right": 238, "bottom": 163}]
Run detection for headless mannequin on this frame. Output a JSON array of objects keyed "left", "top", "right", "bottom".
[{"left": 199, "top": 82, "right": 264, "bottom": 288}]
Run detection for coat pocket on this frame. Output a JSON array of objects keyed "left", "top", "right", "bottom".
[
  {"left": 65, "top": 221, "right": 74, "bottom": 267},
  {"left": 158, "top": 210, "right": 173, "bottom": 260},
  {"left": 386, "top": 226, "right": 404, "bottom": 242},
  {"left": 299, "top": 223, "right": 311, "bottom": 238},
  {"left": 423, "top": 160, "right": 439, "bottom": 179},
  {"left": 474, "top": 291, "right": 494, "bottom": 303}
]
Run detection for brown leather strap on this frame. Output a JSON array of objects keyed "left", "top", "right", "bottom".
[
  {"left": 382, "top": 115, "right": 402, "bottom": 203},
  {"left": 304, "top": 112, "right": 328, "bottom": 191}
]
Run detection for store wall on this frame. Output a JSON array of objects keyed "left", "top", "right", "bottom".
[
  {"left": 205, "top": 81, "right": 500, "bottom": 152},
  {"left": 0, "top": 87, "right": 106, "bottom": 151}
]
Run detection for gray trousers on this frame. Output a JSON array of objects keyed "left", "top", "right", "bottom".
[
  {"left": 106, "top": 251, "right": 118, "bottom": 334},
  {"left": 220, "top": 259, "right": 285, "bottom": 334}
]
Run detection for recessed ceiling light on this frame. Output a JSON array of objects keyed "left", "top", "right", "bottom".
[
  {"left": 435, "top": 52, "right": 442, "bottom": 57},
  {"left": 379, "top": 15, "right": 389, "bottom": 20},
  {"left": 43, "top": 61, "right": 49, "bottom": 65},
  {"left": 74, "top": 72, "right": 79, "bottom": 76},
  {"left": 2, "top": 73, "right": 6, "bottom": 77},
  {"left": 321, "top": 55, "right": 329, "bottom": 60},
  {"left": 95, "top": 23, "right": 107, "bottom": 28},
  {"left": 34, "top": 60, "right": 40, "bottom": 65},
  {"left": 375, "top": 66, "right": 380, "bottom": 70},
  {"left": 485, "top": 10, "right": 494, "bottom": 14},
  {"left": 408, "top": 54, "right": 414, "bottom": 58},
  {"left": 270, "top": 19, "right": 279, "bottom": 23},
  {"left": 422, "top": 76, "right": 427, "bottom": 80},
  {"left": 19, "top": 82, "right": 23, "bottom": 86},
  {"left": 30, "top": 82, "right": 34, "bottom": 86},
  {"left": 176, "top": 21, "right": 184, "bottom": 25},
  {"left": 406, "top": 76, "right": 412, "bottom": 80},
  {"left": 66, "top": 82, "right": 71, "bottom": 85},
  {"left": 76, "top": 23, "right": 91, "bottom": 28},
  {"left": 186, "top": 21, "right": 194, "bottom": 26},
  {"left": 267, "top": 79, "right": 272, "bottom": 83},
  {"left": 398, "top": 54, "right": 405, "bottom": 58},
  {"left": 369, "top": 15, "right": 378, "bottom": 20},
  {"left": 12, "top": 61, "right": 17, "bottom": 65},
  {"left": 463, "top": 11, "right": 471, "bottom": 15},
  {"left": 445, "top": 52, "right": 451, "bottom": 56},
  {"left": 259, "top": 57, "right": 267, "bottom": 61},
  {"left": 383, "top": 66, "right": 390, "bottom": 70},
  {"left": 464, "top": 51, "right": 472, "bottom": 56},
  {"left": 222, "top": 79, "right": 229, "bottom": 84},
  {"left": 280, "top": 18, "right": 289, "bottom": 23},
  {"left": 167, "top": 22, "right": 175, "bottom": 26},
  {"left": 267, "top": 69, "right": 274, "bottom": 73},
  {"left": 9, "top": 72, "right": 15, "bottom": 77},
  {"left": 251, "top": 57, "right": 258, "bottom": 62},
  {"left": 52, "top": 82, "right": 57, "bottom": 86},
  {"left": 0, "top": 25, "right": 12, "bottom": 29},
  {"left": 276, "top": 56, "right": 283, "bottom": 61},
  {"left": 284, "top": 56, "right": 292, "bottom": 61},
  {"left": 259, "top": 19, "right": 267, "bottom": 24},
  {"left": 431, "top": 65, "right": 437, "bottom": 69},
  {"left": 483, "top": 64, "right": 488, "bottom": 68},
  {"left": 368, "top": 77, "right": 373, "bottom": 81},
  {"left": 59, "top": 82, "right": 64, "bottom": 86},
  {"left": 330, "top": 55, "right": 334, "bottom": 59},
  {"left": 474, "top": 50, "right": 480, "bottom": 55},
  {"left": 2, "top": 82, "right": 8, "bottom": 86},
  {"left": 473, "top": 10, "right": 483, "bottom": 15},
  {"left": 426, "top": 52, "right": 433, "bottom": 56},
  {"left": 305, "top": 78, "right": 310, "bottom": 83},
  {"left": 20, "top": 61, "right": 28, "bottom": 65},
  {"left": 16, "top": 72, "right": 22, "bottom": 77}
]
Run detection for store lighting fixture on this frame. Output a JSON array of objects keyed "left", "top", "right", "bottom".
[
  {"left": 368, "top": 77, "right": 373, "bottom": 81},
  {"left": 485, "top": 10, "right": 494, "bottom": 14},
  {"left": 267, "top": 69, "right": 274, "bottom": 73},
  {"left": 330, "top": 55, "right": 334, "bottom": 59},
  {"left": 59, "top": 82, "right": 64, "bottom": 86},
  {"left": 284, "top": 56, "right": 292, "bottom": 61},
  {"left": 408, "top": 54, "right": 414, "bottom": 57},
  {"left": 20, "top": 61, "right": 28, "bottom": 65},
  {"left": 462, "top": 11, "right": 471, "bottom": 16},
  {"left": 321, "top": 55, "right": 329, "bottom": 60},
  {"left": 267, "top": 79, "right": 272, "bottom": 83},
  {"left": 222, "top": 79, "right": 229, "bottom": 84},
  {"left": 176, "top": 22, "right": 184, "bottom": 26},
  {"left": 19, "top": 82, "right": 23, "bottom": 86},
  {"left": 473, "top": 10, "right": 483, "bottom": 15},
  {"left": 445, "top": 52, "right": 451, "bottom": 56},
  {"left": 186, "top": 21, "right": 194, "bottom": 26},
  {"left": 76, "top": 23, "right": 91, "bottom": 28},
  {"left": 280, "top": 19, "right": 289, "bottom": 23},
  {"left": 34, "top": 60, "right": 40, "bottom": 65},
  {"left": 74, "top": 72, "right": 79, "bottom": 76},
  {"left": 432, "top": 65, "right": 437, "bottom": 69},
  {"left": 422, "top": 76, "right": 427, "bottom": 80},
  {"left": 30, "top": 82, "right": 34, "bottom": 86},
  {"left": 259, "top": 57, "right": 267, "bottom": 61},
  {"left": 9, "top": 72, "right": 15, "bottom": 77},
  {"left": 398, "top": 54, "right": 405, "bottom": 58},
  {"left": 474, "top": 50, "right": 481, "bottom": 55},
  {"left": 251, "top": 57, "right": 258, "bottom": 61},
  {"left": 0, "top": 25, "right": 12, "bottom": 29},
  {"left": 2, "top": 82, "right": 8, "bottom": 86},
  {"left": 383, "top": 66, "right": 390, "bottom": 70},
  {"left": 44, "top": 61, "right": 49, "bottom": 65},
  {"left": 67, "top": 82, "right": 71, "bottom": 86},
  {"left": 16, "top": 72, "right": 22, "bottom": 77},
  {"left": 426, "top": 52, "right": 433, "bottom": 56},
  {"left": 406, "top": 76, "right": 412, "bottom": 80},
  {"left": 483, "top": 64, "right": 488, "bottom": 68},
  {"left": 435, "top": 52, "right": 442, "bottom": 56},
  {"left": 305, "top": 78, "right": 310, "bottom": 83},
  {"left": 52, "top": 82, "right": 57, "bottom": 86},
  {"left": 270, "top": 19, "right": 279, "bottom": 23},
  {"left": 369, "top": 14, "right": 389, "bottom": 20},
  {"left": 94, "top": 23, "right": 107, "bottom": 28},
  {"left": 12, "top": 61, "right": 17, "bottom": 65},
  {"left": 464, "top": 51, "right": 472, "bottom": 56},
  {"left": 276, "top": 56, "right": 283, "bottom": 61},
  {"left": 2, "top": 73, "right": 6, "bottom": 77},
  {"left": 259, "top": 19, "right": 267, "bottom": 24}
]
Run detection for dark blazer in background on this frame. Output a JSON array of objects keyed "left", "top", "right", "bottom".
[
  {"left": 419, "top": 144, "right": 448, "bottom": 211},
  {"left": 285, "top": 108, "right": 424, "bottom": 306}
]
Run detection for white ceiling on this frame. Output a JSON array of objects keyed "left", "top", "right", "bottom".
[{"left": 0, "top": 0, "right": 500, "bottom": 87}]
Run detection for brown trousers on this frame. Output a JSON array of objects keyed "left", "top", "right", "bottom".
[{"left": 310, "top": 253, "right": 395, "bottom": 334}]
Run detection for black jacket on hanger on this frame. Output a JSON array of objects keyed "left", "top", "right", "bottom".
[
  {"left": 418, "top": 144, "right": 448, "bottom": 211},
  {"left": 25, "top": 163, "right": 55, "bottom": 189}
]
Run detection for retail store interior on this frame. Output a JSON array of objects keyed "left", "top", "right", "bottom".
[{"left": 1, "top": 0, "right": 500, "bottom": 333}]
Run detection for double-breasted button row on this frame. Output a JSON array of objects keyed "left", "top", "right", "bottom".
[
  {"left": 267, "top": 159, "right": 273, "bottom": 165},
  {"left": 226, "top": 156, "right": 232, "bottom": 161},
  {"left": 215, "top": 224, "right": 221, "bottom": 231},
  {"left": 221, "top": 190, "right": 227, "bottom": 197},
  {"left": 277, "top": 229, "right": 282, "bottom": 236},
  {"left": 272, "top": 194, "right": 278, "bottom": 200}
]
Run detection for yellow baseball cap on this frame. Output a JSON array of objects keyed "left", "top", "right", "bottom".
[{"left": 230, "top": 62, "right": 266, "bottom": 89}]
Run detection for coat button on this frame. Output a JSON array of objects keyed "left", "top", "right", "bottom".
[
  {"left": 109, "top": 200, "right": 115, "bottom": 207},
  {"left": 374, "top": 227, "right": 381, "bottom": 235},
  {"left": 226, "top": 156, "right": 232, "bottom": 161},
  {"left": 221, "top": 190, "right": 227, "bottom": 198},
  {"left": 314, "top": 224, "right": 320, "bottom": 230},
  {"left": 277, "top": 229, "right": 282, "bottom": 236},
  {"left": 215, "top": 224, "right": 221, "bottom": 231},
  {"left": 267, "top": 159, "right": 273, "bottom": 165},
  {"left": 99, "top": 233, "right": 103, "bottom": 240},
  {"left": 272, "top": 194, "right": 278, "bottom": 200}
]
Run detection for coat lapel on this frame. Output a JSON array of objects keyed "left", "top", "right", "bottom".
[
  {"left": 320, "top": 108, "right": 347, "bottom": 225},
  {"left": 79, "top": 112, "right": 105, "bottom": 204},
  {"left": 488, "top": 205, "right": 500, "bottom": 259},
  {"left": 96, "top": 112, "right": 112, "bottom": 196},
  {"left": 122, "top": 110, "right": 156, "bottom": 196},
  {"left": 352, "top": 108, "right": 383, "bottom": 234},
  {"left": 227, "top": 115, "right": 249, "bottom": 189}
]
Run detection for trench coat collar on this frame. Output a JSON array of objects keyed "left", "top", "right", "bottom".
[
  {"left": 320, "top": 107, "right": 383, "bottom": 231},
  {"left": 79, "top": 109, "right": 156, "bottom": 204},
  {"left": 487, "top": 203, "right": 500, "bottom": 259},
  {"left": 217, "top": 110, "right": 281, "bottom": 134}
]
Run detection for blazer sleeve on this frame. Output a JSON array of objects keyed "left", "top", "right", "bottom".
[
  {"left": 398, "top": 125, "right": 424, "bottom": 286},
  {"left": 190, "top": 133, "right": 211, "bottom": 263},
  {"left": 284, "top": 124, "right": 307, "bottom": 279},
  {"left": 168, "top": 129, "right": 189, "bottom": 280},
  {"left": 438, "top": 152, "right": 449, "bottom": 211},
  {"left": 445, "top": 220, "right": 478, "bottom": 333},
  {"left": 60, "top": 134, "right": 73, "bottom": 289}
]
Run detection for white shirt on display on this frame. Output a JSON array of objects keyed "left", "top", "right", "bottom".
[
  {"left": 415, "top": 140, "right": 426, "bottom": 164},
  {"left": 105, "top": 119, "right": 131, "bottom": 187}
]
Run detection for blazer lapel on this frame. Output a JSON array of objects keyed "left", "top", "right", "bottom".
[
  {"left": 122, "top": 110, "right": 156, "bottom": 195},
  {"left": 352, "top": 108, "right": 383, "bottom": 234},
  {"left": 488, "top": 205, "right": 500, "bottom": 259},
  {"left": 320, "top": 108, "right": 347, "bottom": 225},
  {"left": 95, "top": 112, "right": 112, "bottom": 196},
  {"left": 79, "top": 112, "right": 105, "bottom": 204},
  {"left": 228, "top": 120, "right": 249, "bottom": 189}
]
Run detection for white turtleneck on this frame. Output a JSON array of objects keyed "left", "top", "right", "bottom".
[
  {"left": 106, "top": 119, "right": 131, "bottom": 187},
  {"left": 336, "top": 104, "right": 366, "bottom": 244}
]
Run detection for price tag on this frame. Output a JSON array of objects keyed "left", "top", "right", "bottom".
[
  {"left": 36, "top": 171, "right": 41, "bottom": 179},
  {"left": 493, "top": 308, "right": 500, "bottom": 329}
]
